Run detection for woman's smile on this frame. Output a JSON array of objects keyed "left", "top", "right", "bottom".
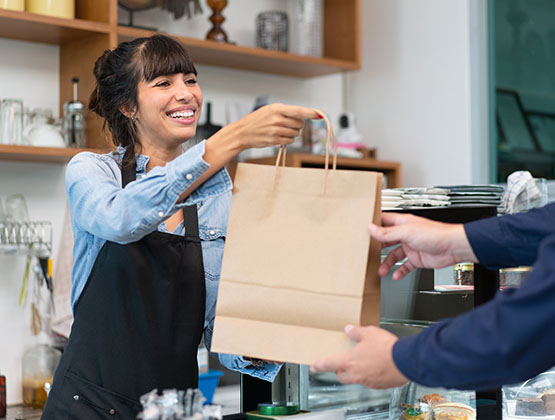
[{"left": 166, "top": 105, "right": 197, "bottom": 125}]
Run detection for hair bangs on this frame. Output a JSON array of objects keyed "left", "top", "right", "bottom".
[{"left": 140, "top": 35, "right": 197, "bottom": 82}]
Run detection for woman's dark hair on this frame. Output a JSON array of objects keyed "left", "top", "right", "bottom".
[{"left": 89, "top": 34, "right": 197, "bottom": 166}]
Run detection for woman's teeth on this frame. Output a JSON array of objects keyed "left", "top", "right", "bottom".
[{"left": 168, "top": 110, "right": 194, "bottom": 119}]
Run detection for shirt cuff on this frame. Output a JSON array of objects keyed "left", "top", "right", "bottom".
[
  {"left": 218, "top": 353, "right": 282, "bottom": 382},
  {"left": 464, "top": 217, "right": 514, "bottom": 267},
  {"left": 392, "top": 336, "right": 419, "bottom": 383},
  {"left": 166, "top": 140, "right": 233, "bottom": 207}
]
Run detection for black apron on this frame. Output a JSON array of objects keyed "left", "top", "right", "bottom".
[{"left": 42, "top": 160, "right": 206, "bottom": 419}]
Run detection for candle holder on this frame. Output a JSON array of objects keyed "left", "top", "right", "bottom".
[{"left": 206, "top": 0, "right": 229, "bottom": 43}]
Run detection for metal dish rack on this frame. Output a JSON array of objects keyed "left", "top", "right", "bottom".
[{"left": 0, "top": 221, "right": 52, "bottom": 257}]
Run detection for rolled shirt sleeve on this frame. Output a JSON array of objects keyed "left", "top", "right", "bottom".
[{"left": 66, "top": 141, "right": 232, "bottom": 244}]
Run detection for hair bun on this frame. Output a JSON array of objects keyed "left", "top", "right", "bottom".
[{"left": 93, "top": 49, "right": 112, "bottom": 79}]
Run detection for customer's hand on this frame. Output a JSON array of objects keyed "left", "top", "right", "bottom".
[
  {"left": 370, "top": 213, "right": 478, "bottom": 281},
  {"left": 311, "top": 325, "right": 408, "bottom": 389},
  {"left": 219, "top": 103, "right": 322, "bottom": 150}
]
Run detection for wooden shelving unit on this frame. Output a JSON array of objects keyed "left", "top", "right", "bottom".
[
  {"left": 118, "top": 26, "right": 359, "bottom": 78},
  {"left": 229, "top": 153, "right": 402, "bottom": 188},
  {"left": 0, "top": 0, "right": 361, "bottom": 162},
  {"left": 0, "top": 8, "right": 111, "bottom": 44},
  {"left": 0, "top": 144, "right": 110, "bottom": 164}
]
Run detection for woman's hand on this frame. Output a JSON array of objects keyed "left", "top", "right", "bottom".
[
  {"left": 218, "top": 103, "right": 322, "bottom": 150},
  {"left": 370, "top": 213, "right": 478, "bottom": 281},
  {"left": 182, "top": 103, "right": 321, "bottom": 202}
]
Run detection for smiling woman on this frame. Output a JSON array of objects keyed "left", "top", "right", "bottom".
[{"left": 40, "top": 34, "right": 321, "bottom": 419}]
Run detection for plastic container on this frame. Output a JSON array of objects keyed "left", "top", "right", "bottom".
[
  {"left": 390, "top": 381, "right": 476, "bottom": 420},
  {"left": 503, "top": 367, "right": 555, "bottom": 419},
  {"left": 198, "top": 370, "right": 223, "bottom": 404}
]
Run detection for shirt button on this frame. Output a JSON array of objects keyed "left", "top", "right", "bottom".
[
  {"left": 140, "top": 174, "right": 146, "bottom": 179},
  {"left": 73, "top": 394, "right": 79, "bottom": 401},
  {"left": 109, "top": 408, "right": 115, "bottom": 415},
  {"left": 209, "top": 230, "right": 216, "bottom": 236},
  {"left": 158, "top": 211, "right": 164, "bottom": 218},
  {"left": 186, "top": 173, "right": 193, "bottom": 180}
]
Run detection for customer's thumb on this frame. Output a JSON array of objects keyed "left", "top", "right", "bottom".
[{"left": 345, "top": 324, "right": 363, "bottom": 342}]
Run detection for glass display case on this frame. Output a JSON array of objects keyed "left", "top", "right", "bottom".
[
  {"left": 503, "top": 368, "right": 555, "bottom": 420},
  {"left": 390, "top": 382, "right": 476, "bottom": 420}
]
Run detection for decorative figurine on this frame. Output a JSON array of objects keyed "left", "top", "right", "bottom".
[{"left": 206, "top": 0, "right": 229, "bottom": 43}]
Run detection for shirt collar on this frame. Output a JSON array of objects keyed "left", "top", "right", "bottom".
[{"left": 116, "top": 146, "right": 150, "bottom": 174}]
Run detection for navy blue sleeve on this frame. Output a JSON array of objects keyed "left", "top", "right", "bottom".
[
  {"left": 464, "top": 203, "right": 555, "bottom": 268},
  {"left": 392, "top": 234, "right": 555, "bottom": 390}
]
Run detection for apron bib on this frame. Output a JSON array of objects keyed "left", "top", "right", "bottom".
[{"left": 43, "top": 160, "right": 206, "bottom": 419}]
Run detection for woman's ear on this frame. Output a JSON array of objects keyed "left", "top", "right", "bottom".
[{"left": 120, "top": 105, "right": 137, "bottom": 120}]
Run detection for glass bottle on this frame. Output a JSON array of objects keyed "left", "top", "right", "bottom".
[
  {"left": 0, "top": 372, "right": 6, "bottom": 417},
  {"left": 21, "top": 262, "right": 61, "bottom": 408}
]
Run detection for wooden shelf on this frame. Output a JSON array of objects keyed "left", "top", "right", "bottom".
[
  {"left": 0, "top": 8, "right": 111, "bottom": 45},
  {"left": 0, "top": 144, "right": 109, "bottom": 164},
  {"left": 117, "top": 26, "right": 359, "bottom": 78},
  {"left": 229, "top": 153, "right": 402, "bottom": 188}
]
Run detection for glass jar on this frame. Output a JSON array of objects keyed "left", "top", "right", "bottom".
[
  {"left": 453, "top": 263, "right": 474, "bottom": 286},
  {"left": 22, "top": 335, "right": 61, "bottom": 408},
  {"left": 499, "top": 266, "right": 531, "bottom": 289}
]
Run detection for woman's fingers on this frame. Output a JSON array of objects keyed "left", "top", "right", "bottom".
[{"left": 274, "top": 104, "right": 321, "bottom": 120}]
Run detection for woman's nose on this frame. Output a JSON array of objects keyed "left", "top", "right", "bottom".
[{"left": 175, "top": 82, "right": 194, "bottom": 102}]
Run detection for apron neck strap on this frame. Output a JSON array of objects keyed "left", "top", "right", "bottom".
[
  {"left": 122, "top": 159, "right": 136, "bottom": 188},
  {"left": 120, "top": 154, "right": 200, "bottom": 239},
  {"left": 182, "top": 205, "right": 199, "bottom": 239}
]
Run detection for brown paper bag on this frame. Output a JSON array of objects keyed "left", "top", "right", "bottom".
[{"left": 211, "top": 114, "right": 382, "bottom": 365}]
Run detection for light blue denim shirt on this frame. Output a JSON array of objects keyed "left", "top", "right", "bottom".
[{"left": 65, "top": 141, "right": 280, "bottom": 381}]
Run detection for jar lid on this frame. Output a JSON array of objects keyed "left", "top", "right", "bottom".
[
  {"left": 499, "top": 266, "right": 532, "bottom": 273},
  {"left": 454, "top": 263, "right": 474, "bottom": 272},
  {"left": 258, "top": 403, "right": 300, "bottom": 415}
]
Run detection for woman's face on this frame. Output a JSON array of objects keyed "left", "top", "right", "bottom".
[{"left": 134, "top": 72, "right": 203, "bottom": 149}]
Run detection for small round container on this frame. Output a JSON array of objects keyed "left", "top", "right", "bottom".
[
  {"left": 26, "top": 0, "right": 74, "bottom": 19},
  {"left": 453, "top": 263, "right": 474, "bottom": 286},
  {"left": 0, "top": 0, "right": 24, "bottom": 11},
  {"left": 499, "top": 266, "right": 531, "bottom": 289}
]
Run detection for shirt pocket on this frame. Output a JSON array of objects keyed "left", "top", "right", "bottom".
[{"left": 200, "top": 226, "right": 225, "bottom": 282}]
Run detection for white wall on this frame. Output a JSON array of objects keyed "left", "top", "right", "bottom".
[
  {"left": 350, "top": 0, "right": 489, "bottom": 187},
  {"left": 0, "top": 2, "right": 342, "bottom": 405}
]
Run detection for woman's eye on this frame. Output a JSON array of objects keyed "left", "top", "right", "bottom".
[
  {"left": 155, "top": 81, "right": 170, "bottom": 87},
  {"left": 186, "top": 78, "right": 198, "bottom": 85}
]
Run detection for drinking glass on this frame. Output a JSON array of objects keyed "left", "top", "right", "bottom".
[
  {"left": 5, "top": 194, "right": 29, "bottom": 222},
  {"left": 5, "top": 194, "right": 29, "bottom": 245},
  {"left": 1, "top": 98, "right": 24, "bottom": 145}
]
